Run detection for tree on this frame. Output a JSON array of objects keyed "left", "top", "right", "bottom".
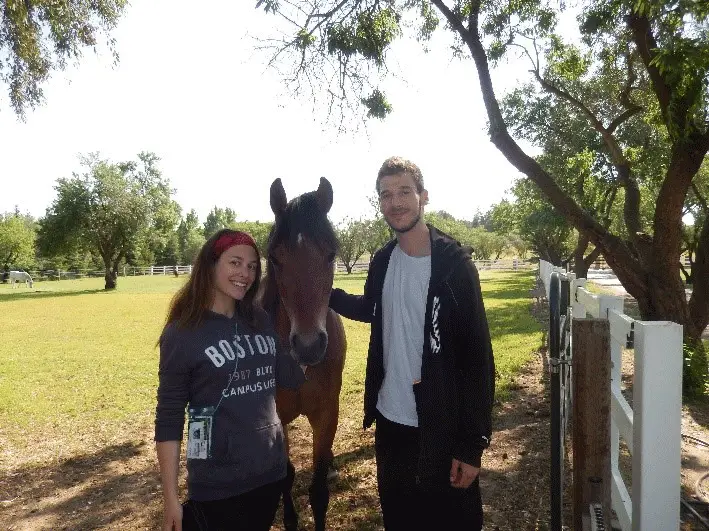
[
  {"left": 488, "top": 230, "right": 508, "bottom": 260},
  {"left": 361, "top": 195, "right": 392, "bottom": 261},
  {"left": 0, "top": 212, "right": 36, "bottom": 271},
  {"left": 177, "top": 210, "right": 205, "bottom": 265},
  {"left": 425, "top": 211, "right": 471, "bottom": 244},
  {"left": 38, "top": 153, "right": 174, "bottom": 290},
  {"left": 681, "top": 161, "right": 709, "bottom": 285},
  {"left": 232, "top": 221, "right": 273, "bottom": 258},
  {"left": 122, "top": 152, "right": 182, "bottom": 266},
  {"left": 508, "top": 233, "right": 530, "bottom": 259},
  {"left": 335, "top": 218, "right": 367, "bottom": 273},
  {"left": 258, "top": 1, "right": 709, "bottom": 394},
  {"left": 0, "top": 1, "right": 127, "bottom": 117},
  {"left": 469, "top": 209, "right": 493, "bottom": 231},
  {"left": 361, "top": 217, "right": 392, "bottom": 261},
  {"left": 491, "top": 186, "right": 577, "bottom": 267},
  {"left": 203, "top": 207, "right": 237, "bottom": 238},
  {"left": 490, "top": 200, "right": 530, "bottom": 259}
]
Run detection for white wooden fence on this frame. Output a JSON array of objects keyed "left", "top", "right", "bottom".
[
  {"left": 2, "top": 265, "right": 195, "bottom": 281},
  {"left": 6, "top": 258, "right": 534, "bottom": 282},
  {"left": 339, "top": 258, "right": 534, "bottom": 274},
  {"left": 540, "top": 260, "right": 682, "bottom": 531}
]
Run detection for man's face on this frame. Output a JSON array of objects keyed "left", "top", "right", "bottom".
[{"left": 378, "top": 172, "right": 428, "bottom": 234}]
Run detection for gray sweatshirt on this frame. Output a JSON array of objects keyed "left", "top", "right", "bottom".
[{"left": 155, "top": 310, "right": 304, "bottom": 501}]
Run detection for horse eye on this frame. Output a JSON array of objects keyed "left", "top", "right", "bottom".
[
  {"left": 269, "top": 256, "right": 281, "bottom": 268},
  {"left": 327, "top": 252, "right": 336, "bottom": 263}
]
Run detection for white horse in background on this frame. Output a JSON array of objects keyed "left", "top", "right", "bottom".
[{"left": 9, "top": 271, "right": 33, "bottom": 288}]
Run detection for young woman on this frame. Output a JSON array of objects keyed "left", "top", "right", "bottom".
[{"left": 155, "top": 229, "right": 304, "bottom": 531}]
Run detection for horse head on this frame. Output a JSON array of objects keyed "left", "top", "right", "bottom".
[{"left": 265, "top": 177, "right": 337, "bottom": 366}]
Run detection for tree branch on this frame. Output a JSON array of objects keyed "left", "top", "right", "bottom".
[
  {"left": 627, "top": 12, "right": 673, "bottom": 125},
  {"left": 692, "top": 181, "right": 709, "bottom": 213},
  {"left": 607, "top": 105, "right": 643, "bottom": 135},
  {"left": 307, "top": 0, "right": 355, "bottom": 33},
  {"left": 583, "top": 244, "right": 603, "bottom": 269},
  {"left": 431, "top": 0, "right": 647, "bottom": 298},
  {"left": 618, "top": 46, "right": 637, "bottom": 108}
]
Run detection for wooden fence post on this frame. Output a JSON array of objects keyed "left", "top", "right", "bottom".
[{"left": 573, "top": 318, "right": 611, "bottom": 531}]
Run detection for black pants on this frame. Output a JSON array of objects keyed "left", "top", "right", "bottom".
[
  {"left": 182, "top": 479, "right": 282, "bottom": 531},
  {"left": 375, "top": 411, "right": 483, "bottom": 531}
]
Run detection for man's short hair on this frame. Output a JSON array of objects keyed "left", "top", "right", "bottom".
[{"left": 376, "top": 157, "right": 424, "bottom": 194}]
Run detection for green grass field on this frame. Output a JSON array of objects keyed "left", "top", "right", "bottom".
[
  {"left": 0, "top": 270, "right": 541, "bottom": 529},
  {"left": 0, "top": 271, "right": 540, "bottom": 464}
]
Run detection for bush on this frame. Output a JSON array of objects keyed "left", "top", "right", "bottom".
[{"left": 683, "top": 341, "right": 708, "bottom": 398}]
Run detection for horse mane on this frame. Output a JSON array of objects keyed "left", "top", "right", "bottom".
[
  {"left": 259, "top": 272, "right": 279, "bottom": 321},
  {"left": 258, "top": 191, "right": 339, "bottom": 319}
]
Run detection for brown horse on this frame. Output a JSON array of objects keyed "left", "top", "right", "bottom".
[{"left": 260, "top": 177, "right": 347, "bottom": 531}]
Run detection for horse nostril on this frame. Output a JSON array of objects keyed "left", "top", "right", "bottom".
[{"left": 319, "top": 332, "right": 328, "bottom": 352}]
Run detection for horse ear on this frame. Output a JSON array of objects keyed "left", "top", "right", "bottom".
[
  {"left": 270, "top": 178, "right": 288, "bottom": 216},
  {"left": 315, "top": 177, "right": 333, "bottom": 214}
]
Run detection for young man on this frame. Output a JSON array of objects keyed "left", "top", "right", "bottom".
[{"left": 330, "top": 157, "right": 495, "bottom": 530}]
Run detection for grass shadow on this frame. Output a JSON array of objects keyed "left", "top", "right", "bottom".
[
  {"left": 0, "top": 440, "right": 163, "bottom": 530},
  {"left": 686, "top": 395, "right": 709, "bottom": 431},
  {"left": 0, "top": 288, "right": 107, "bottom": 303},
  {"left": 273, "top": 442, "right": 381, "bottom": 530}
]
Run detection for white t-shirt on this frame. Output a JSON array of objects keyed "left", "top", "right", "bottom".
[{"left": 377, "top": 244, "right": 431, "bottom": 427}]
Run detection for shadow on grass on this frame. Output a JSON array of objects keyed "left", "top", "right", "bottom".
[
  {"left": 0, "top": 438, "right": 383, "bottom": 531},
  {"left": 0, "top": 440, "right": 163, "bottom": 530},
  {"left": 0, "top": 288, "right": 107, "bottom": 303},
  {"left": 685, "top": 396, "right": 709, "bottom": 431},
  {"left": 273, "top": 442, "right": 382, "bottom": 530}
]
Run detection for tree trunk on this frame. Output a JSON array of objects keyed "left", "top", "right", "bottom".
[
  {"left": 573, "top": 235, "right": 590, "bottom": 278},
  {"left": 103, "top": 257, "right": 117, "bottom": 290},
  {"left": 688, "top": 215, "right": 709, "bottom": 338},
  {"left": 539, "top": 247, "right": 563, "bottom": 267},
  {"left": 573, "top": 235, "right": 603, "bottom": 279}
]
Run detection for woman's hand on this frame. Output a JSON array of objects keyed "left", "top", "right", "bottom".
[
  {"left": 156, "top": 440, "right": 183, "bottom": 530},
  {"left": 162, "top": 496, "right": 183, "bottom": 531}
]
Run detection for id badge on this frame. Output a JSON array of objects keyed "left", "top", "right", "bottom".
[{"left": 187, "top": 406, "right": 215, "bottom": 460}]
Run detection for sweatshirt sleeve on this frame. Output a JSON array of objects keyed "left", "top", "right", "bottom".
[
  {"left": 450, "top": 259, "right": 495, "bottom": 468},
  {"left": 154, "top": 324, "right": 191, "bottom": 442},
  {"left": 329, "top": 268, "right": 375, "bottom": 323}
]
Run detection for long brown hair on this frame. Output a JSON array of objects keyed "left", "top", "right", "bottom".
[{"left": 160, "top": 229, "right": 263, "bottom": 340}]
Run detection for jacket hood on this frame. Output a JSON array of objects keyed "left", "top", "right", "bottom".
[
  {"left": 375, "top": 223, "right": 472, "bottom": 288},
  {"left": 428, "top": 224, "right": 472, "bottom": 287}
]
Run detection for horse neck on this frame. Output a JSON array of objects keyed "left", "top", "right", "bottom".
[{"left": 261, "top": 273, "right": 291, "bottom": 338}]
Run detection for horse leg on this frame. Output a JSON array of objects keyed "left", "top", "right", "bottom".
[
  {"left": 283, "top": 459, "right": 298, "bottom": 531},
  {"left": 281, "top": 427, "right": 299, "bottom": 531},
  {"left": 308, "top": 411, "right": 339, "bottom": 531}
]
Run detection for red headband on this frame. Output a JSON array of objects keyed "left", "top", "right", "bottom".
[{"left": 213, "top": 231, "right": 258, "bottom": 259}]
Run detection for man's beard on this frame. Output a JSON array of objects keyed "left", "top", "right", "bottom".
[{"left": 386, "top": 209, "right": 422, "bottom": 235}]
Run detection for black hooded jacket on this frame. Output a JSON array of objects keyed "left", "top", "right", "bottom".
[{"left": 330, "top": 225, "right": 495, "bottom": 481}]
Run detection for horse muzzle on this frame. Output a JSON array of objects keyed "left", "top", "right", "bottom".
[{"left": 290, "top": 331, "right": 328, "bottom": 366}]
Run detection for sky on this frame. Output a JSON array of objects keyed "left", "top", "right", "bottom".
[{"left": 0, "top": 1, "right": 534, "bottom": 225}]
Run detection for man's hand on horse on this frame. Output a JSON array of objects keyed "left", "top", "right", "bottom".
[{"left": 449, "top": 458, "right": 479, "bottom": 489}]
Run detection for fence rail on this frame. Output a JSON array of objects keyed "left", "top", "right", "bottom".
[
  {"left": 540, "top": 259, "right": 682, "bottom": 531},
  {"left": 4, "top": 258, "right": 534, "bottom": 281},
  {"left": 337, "top": 258, "right": 534, "bottom": 274},
  {"left": 0, "top": 265, "right": 195, "bottom": 281}
]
